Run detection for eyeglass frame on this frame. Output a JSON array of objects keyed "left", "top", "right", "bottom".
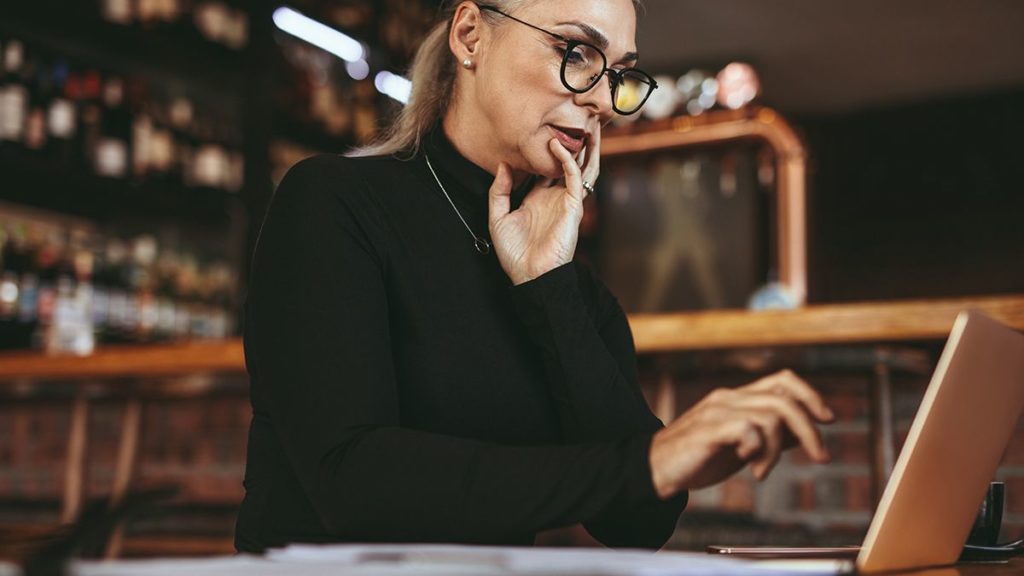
[{"left": 474, "top": 4, "right": 658, "bottom": 115}]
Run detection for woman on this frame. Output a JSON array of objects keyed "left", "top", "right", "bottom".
[{"left": 235, "top": 0, "right": 834, "bottom": 553}]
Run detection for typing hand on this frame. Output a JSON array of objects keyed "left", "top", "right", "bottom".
[{"left": 649, "top": 369, "right": 835, "bottom": 499}]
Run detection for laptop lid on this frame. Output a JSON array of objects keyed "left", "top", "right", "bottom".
[{"left": 857, "top": 310, "right": 1024, "bottom": 573}]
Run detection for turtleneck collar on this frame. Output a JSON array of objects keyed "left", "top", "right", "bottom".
[{"left": 420, "top": 121, "right": 537, "bottom": 205}]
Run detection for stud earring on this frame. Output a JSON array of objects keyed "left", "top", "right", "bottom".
[{"left": 462, "top": 58, "right": 472, "bottom": 69}]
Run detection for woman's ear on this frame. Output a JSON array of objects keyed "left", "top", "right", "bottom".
[{"left": 449, "top": 1, "right": 484, "bottom": 65}]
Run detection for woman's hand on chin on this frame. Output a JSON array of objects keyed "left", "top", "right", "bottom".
[{"left": 488, "top": 128, "right": 600, "bottom": 286}]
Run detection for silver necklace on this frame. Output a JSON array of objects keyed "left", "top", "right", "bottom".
[{"left": 424, "top": 153, "right": 491, "bottom": 255}]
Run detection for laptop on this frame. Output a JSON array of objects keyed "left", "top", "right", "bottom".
[{"left": 708, "top": 309, "right": 1024, "bottom": 573}]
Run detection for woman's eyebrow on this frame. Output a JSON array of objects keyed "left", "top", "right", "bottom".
[{"left": 554, "top": 20, "right": 639, "bottom": 63}]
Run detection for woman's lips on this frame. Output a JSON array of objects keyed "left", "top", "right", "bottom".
[{"left": 549, "top": 125, "right": 586, "bottom": 155}]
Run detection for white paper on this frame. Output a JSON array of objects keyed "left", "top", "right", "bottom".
[
  {"left": 65, "top": 544, "right": 850, "bottom": 576},
  {"left": 266, "top": 543, "right": 850, "bottom": 575}
]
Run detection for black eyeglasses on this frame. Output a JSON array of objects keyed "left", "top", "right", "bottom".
[{"left": 477, "top": 5, "right": 657, "bottom": 115}]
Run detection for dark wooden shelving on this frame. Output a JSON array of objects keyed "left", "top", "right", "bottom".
[
  {"left": 272, "top": 116, "right": 356, "bottom": 155},
  {"left": 0, "top": 149, "right": 243, "bottom": 227},
  {"left": 1, "top": 3, "right": 249, "bottom": 98}
]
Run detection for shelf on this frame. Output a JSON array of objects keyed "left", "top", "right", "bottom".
[
  {"left": 1, "top": 3, "right": 249, "bottom": 98},
  {"left": 0, "top": 295, "right": 1021, "bottom": 382},
  {"left": 629, "top": 293, "right": 1024, "bottom": 352},
  {"left": 0, "top": 149, "right": 242, "bottom": 227},
  {"left": 273, "top": 117, "right": 356, "bottom": 155},
  {"left": 0, "top": 340, "right": 243, "bottom": 382}
]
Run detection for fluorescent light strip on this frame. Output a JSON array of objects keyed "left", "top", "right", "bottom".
[
  {"left": 375, "top": 71, "right": 412, "bottom": 104},
  {"left": 346, "top": 59, "right": 370, "bottom": 81},
  {"left": 272, "top": 6, "right": 364, "bottom": 63}
]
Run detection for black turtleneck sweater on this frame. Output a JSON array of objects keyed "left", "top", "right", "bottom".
[{"left": 234, "top": 126, "right": 688, "bottom": 553}]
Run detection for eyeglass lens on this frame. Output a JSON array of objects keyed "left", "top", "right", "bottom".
[{"left": 561, "top": 42, "right": 653, "bottom": 114}]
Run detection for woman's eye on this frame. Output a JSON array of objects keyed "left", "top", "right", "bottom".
[{"left": 558, "top": 44, "right": 586, "bottom": 65}]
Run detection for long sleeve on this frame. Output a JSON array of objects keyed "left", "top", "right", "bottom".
[
  {"left": 242, "top": 155, "right": 671, "bottom": 546},
  {"left": 509, "top": 262, "right": 688, "bottom": 547}
]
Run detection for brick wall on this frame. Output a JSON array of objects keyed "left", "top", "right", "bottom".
[{"left": 0, "top": 392, "right": 248, "bottom": 531}]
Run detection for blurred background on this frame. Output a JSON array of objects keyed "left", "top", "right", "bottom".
[{"left": 0, "top": 0, "right": 1022, "bottom": 561}]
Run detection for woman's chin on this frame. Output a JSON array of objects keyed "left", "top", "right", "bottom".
[{"left": 532, "top": 155, "right": 568, "bottom": 180}]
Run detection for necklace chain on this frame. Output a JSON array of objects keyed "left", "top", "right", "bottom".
[{"left": 424, "top": 153, "right": 491, "bottom": 255}]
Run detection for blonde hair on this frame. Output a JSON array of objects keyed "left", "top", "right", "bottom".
[{"left": 348, "top": 0, "right": 643, "bottom": 159}]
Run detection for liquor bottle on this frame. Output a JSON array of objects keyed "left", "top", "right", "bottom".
[
  {"left": 77, "top": 68, "right": 104, "bottom": 174},
  {"left": 94, "top": 75, "right": 131, "bottom": 178},
  {"left": 136, "top": 0, "right": 162, "bottom": 28},
  {"left": 24, "top": 54, "right": 52, "bottom": 154},
  {"left": 159, "top": 0, "right": 184, "bottom": 28},
  {"left": 89, "top": 234, "right": 112, "bottom": 342},
  {"left": 33, "top": 228, "right": 63, "bottom": 345},
  {"left": 0, "top": 223, "right": 23, "bottom": 322},
  {"left": 130, "top": 235, "right": 159, "bottom": 341},
  {"left": 0, "top": 223, "right": 24, "bottom": 348},
  {"left": 208, "top": 261, "right": 234, "bottom": 338},
  {"left": 168, "top": 96, "right": 195, "bottom": 188},
  {"left": 121, "top": 238, "right": 144, "bottom": 342},
  {"left": 42, "top": 228, "right": 93, "bottom": 354},
  {"left": 226, "top": 146, "right": 244, "bottom": 193},
  {"left": 0, "top": 39, "right": 28, "bottom": 149},
  {"left": 64, "top": 228, "right": 96, "bottom": 354},
  {"left": 223, "top": 119, "right": 244, "bottom": 192},
  {"left": 223, "top": 4, "right": 249, "bottom": 50},
  {"left": 194, "top": 1, "right": 231, "bottom": 47},
  {"left": 193, "top": 113, "right": 230, "bottom": 189},
  {"left": 103, "top": 238, "right": 131, "bottom": 342},
  {"left": 47, "top": 59, "right": 79, "bottom": 165},
  {"left": 146, "top": 99, "right": 175, "bottom": 185},
  {"left": 176, "top": 254, "right": 200, "bottom": 339},
  {"left": 100, "top": 0, "right": 135, "bottom": 25},
  {"left": 153, "top": 248, "right": 179, "bottom": 341}
]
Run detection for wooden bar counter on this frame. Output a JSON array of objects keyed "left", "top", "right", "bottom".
[
  {"left": 0, "top": 294, "right": 1021, "bottom": 560},
  {"left": 0, "top": 294, "right": 1021, "bottom": 381}
]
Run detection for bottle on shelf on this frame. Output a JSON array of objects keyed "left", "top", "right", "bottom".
[
  {"left": 76, "top": 67, "right": 104, "bottom": 174},
  {"left": 136, "top": 0, "right": 162, "bottom": 28},
  {"left": 169, "top": 96, "right": 197, "bottom": 188},
  {"left": 47, "top": 59, "right": 79, "bottom": 165},
  {"left": 24, "top": 52, "right": 51, "bottom": 154},
  {"left": 146, "top": 99, "right": 175, "bottom": 185},
  {"left": 51, "top": 227, "right": 97, "bottom": 355},
  {"left": 0, "top": 223, "right": 24, "bottom": 322},
  {"left": 192, "top": 111, "right": 230, "bottom": 190},
  {"left": 129, "top": 234, "right": 160, "bottom": 342},
  {"left": 16, "top": 225, "right": 41, "bottom": 330},
  {"left": 94, "top": 75, "right": 131, "bottom": 178},
  {"left": 32, "top": 227, "right": 63, "bottom": 347},
  {"left": 0, "top": 39, "right": 29, "bottom": 150},
  {"left": 127, "top": 76, "right": 153, "bottom": 182},
  {"left": 100, "top": 0, "right": 135, "bottom": 25}
]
